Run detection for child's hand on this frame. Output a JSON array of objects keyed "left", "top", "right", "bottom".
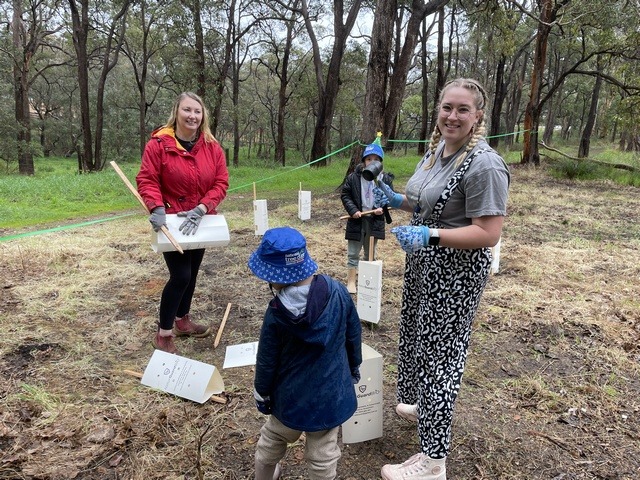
[{"left": 254, "top": 389, "right": 272, "bottom": 415}]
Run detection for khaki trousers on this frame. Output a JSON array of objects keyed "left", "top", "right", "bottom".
[{"left": 255, "top": 416, "right": 341, "bottom": 480}]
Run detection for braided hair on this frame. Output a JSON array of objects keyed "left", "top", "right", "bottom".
[{"left": 425, "top": 78, "right": 488, "bottom": 169}]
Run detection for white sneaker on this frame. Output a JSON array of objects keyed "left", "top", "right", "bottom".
[
  {"left": 381, "top": 454, "right": 446, "bottom": 480},
  {"left": 396, "top": 403, "right": 418, "bottom": 422}
]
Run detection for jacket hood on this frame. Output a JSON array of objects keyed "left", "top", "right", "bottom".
[
  {"left": 151, "top": 126, "right": 176, "bottom": 139},
  {"left": 268, "top": 275, "right": 332, "bottom": 346},
  {"left": 151, "top": 126, "right": 203, "bottom": 152}
]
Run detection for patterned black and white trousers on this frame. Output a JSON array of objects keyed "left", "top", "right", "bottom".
[{"left": 396, "top": 238, "right": 491, "bottom": 459}]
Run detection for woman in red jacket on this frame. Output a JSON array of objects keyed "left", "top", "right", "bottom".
[{"left": 136, "top": 92, "right": 229, "bottom": 354}]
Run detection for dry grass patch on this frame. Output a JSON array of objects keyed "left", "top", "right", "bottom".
[{"left": 1, "top": 164, "right": 639, "bottom": 479}]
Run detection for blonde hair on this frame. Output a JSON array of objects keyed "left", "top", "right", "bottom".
[
  {"left": 164, "top": 92, "right": 217, "bottom": 143},
  {"left": 425, "top": 78, "right": 488, "bottom": 168}
]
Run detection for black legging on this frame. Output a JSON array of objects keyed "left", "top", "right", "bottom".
[{"left": 158, "top": 248, "right": 205, "bottom": 330}]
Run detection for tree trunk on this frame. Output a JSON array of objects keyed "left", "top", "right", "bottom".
[
  {"left": 357, "top": 0, "right": 396, "bottom": 170},
  {"left": 431, "top": 6, "right": 446, "bottom": 135},
  {"left": 210, "top": 0, "right": 236, "bottom": 137},
  {"left": 69, "top": 0, "right": 95, "bottom": 172},
  {"left": 12, "top": 0, "right": 34, "bottom": 175},
  {"left": 95, "top": 2, "right": 130, "bottom": 171},
  {"left": 382, "top": 0, "right": 450, "bottom": 140},
  {"left": 418, "top": 19, "right": 431, "bottom": 156},
  {"left": 306, "top": 0, "right": 363, "bottom": 168},
  {"left": 275, "top": 16, "right": 296, "bottom": 166},
  {"left": 522, "top": 0, "right": 554, "bottom": 165},
  {"left": 578, "top": 71, "right": 603, "bottom": 158},
  {"left": 489, "top": 55, "right": 507, "bottom": 149}
]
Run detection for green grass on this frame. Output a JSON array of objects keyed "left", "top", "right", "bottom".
[
  {"left": 0, "top": 153, "right": 421, "bottom": 231},
  {"left": 1, "top": 143, "right": 636, "bottom": 231}
]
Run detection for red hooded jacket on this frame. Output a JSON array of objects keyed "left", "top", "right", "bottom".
[{"left": 136, "top": 127, "right": 229, "bottom": 214}]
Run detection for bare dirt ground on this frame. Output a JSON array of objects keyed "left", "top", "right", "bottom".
[{"left": 1, "top": 163, "right": 640, "bottom": 480}]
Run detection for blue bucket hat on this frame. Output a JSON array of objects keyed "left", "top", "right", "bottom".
[
  {"left": 362, "top": 143, "right": 384, "bottom": 161},
  {"left": 248, "top": 227, "right": 318, "bottom": 284}
]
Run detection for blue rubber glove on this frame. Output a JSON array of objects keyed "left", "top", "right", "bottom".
[
  {"left": 391, "top": 225, "right": 430, "bottom": 253},
  {"left": 177, "top": 205, "right": 206, "bottom": 235},
  {"left": 253, "top": 389, "right": 272, "bottom": 415},
  {"left": 375, "top": 180, "right": 403, "bottom": 208},
  {"left": 149, "top": 207, "right": 166, "bottom": 232},
  {"left": 373, "top": 187, "right": 389, "bottom": 208}
]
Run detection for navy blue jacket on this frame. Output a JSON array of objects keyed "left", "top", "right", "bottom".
[{"left": 254, "top": 275, "right": 362, "bottom": 431}]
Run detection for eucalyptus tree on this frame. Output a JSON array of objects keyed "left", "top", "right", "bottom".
[
  {"left": 517, "top": 0, "right": 570, "bottom": 165},
  {"left": 121, "top": 0, "right": 173, "bottom": 156},
  {"left": 461, "top": 0, "right": 533, "bottom": 148},
  {"left": 295, "top": 0, "right": 364, "bottom": 167},
  {"left": 178, "top": 0, "right": 207, "bottom": 98},
  {"left": 29, "top": 63, "right": 76, "bottom": 157},
  {"left": 517, "top": 0, "right": 640, "bottom": 162},
  {"left": 358, "top": 0, "right": 450, "bottom": 169},
  {"left": 333, "top": 42, "right": 368, "bottom": 149},
  {"left": 253, "top": 0, "right": 307, "bottom": 166},
  {"left": 67, "top": 0, "right": 132, "bottom": 172},
  {"left": 3, "top": 0, "right": 65, "bottom": 175},
  {"left": 201, "top": 0, "right": 267, "bottom": 144}
]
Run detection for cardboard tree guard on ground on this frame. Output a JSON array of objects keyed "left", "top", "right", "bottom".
[
  {"left": 151, "top": 214, "right": 230, "bottom": 253},
  {"left": 342, "top": 343, "right": 384, "bottom": 443},
  {"left": 356, "top": 237, "right": 382, "bottom": 324},
  {"left": 141, "top": 350, "right": 224, "bottom": 404}
]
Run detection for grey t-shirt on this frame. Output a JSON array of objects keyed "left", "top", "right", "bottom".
[{"left": 404, "top": 139, "right": 510, "bottom": 228}]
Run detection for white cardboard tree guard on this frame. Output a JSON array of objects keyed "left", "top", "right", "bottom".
[
  {"left": 298, "top": 188, "right": 311, "bottom": 221},
  {"left": 141, "top": 350, "right": 224, "bottom": 404},
  {"left": 342, "top": 343, "right": 383, "bottom": 443},
  {"left": 254, "top": 199, "right": 269, "bottom": 235},
  {"left": 356, "top": 237, "right": 382, "bottom": 324},
  {"left": 490, "top": 237, "right": 502, "bottom": 274},
  {"left": 151, "top": 214, "right": 230, "bottom": 253}
]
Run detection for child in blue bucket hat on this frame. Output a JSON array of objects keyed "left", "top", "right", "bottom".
[{"left": 248, "top": 226, "right": 362, "bottom": 480}]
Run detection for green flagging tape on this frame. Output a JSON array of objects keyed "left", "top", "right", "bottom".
[
  {"left": 388, "top": 129, "right": 529, "bottom": 143},
  {"left": 0, "top": 213, "right": 137, "bottom": 243},
  {"left": 3, "top": 129, "right": 524, "bottom": 242},
  {"left": 228, "top": 140, "right": 359, "bottom": 193}
]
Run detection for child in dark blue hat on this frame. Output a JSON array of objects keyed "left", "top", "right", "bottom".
[
  {"left": 341, "top": 133, "right": 395, "bottom": 293},
  {"left": 248, "top": 226, "right": 362, "bottom": 480}
]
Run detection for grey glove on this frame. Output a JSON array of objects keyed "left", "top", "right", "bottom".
[
  {"left": 149, "top": 207, "right": 166, "bottom": 232},
  {"left": 177, "top": 205, "right": 206, "bottom": 235}
]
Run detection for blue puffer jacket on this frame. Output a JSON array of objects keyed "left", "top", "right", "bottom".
[{"left": 254, "top": 275, "right": 362, "bottom": 432}]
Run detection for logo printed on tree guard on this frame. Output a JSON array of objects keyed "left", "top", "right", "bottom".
[{"left": 285, "top": 249, "right": 305, "bottom": 265}]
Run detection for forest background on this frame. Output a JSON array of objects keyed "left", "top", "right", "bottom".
[
  {"left": 2, "top": 1, "right": 640, "bottom": 479},
  {"left": 2, "top": 0, "right": 640, "bottom": 179}
]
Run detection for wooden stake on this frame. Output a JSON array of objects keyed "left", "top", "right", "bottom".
[
  {"left": 110, "top": 161, "right": 184, "bottom": 254},
  {"left": 369, "top": 235, "right": 375, "bottom": 261},
  {"left": 253, "top": 182, "right": 257, "bottom": 202},
  {"left": 340, "top": 208, "right": 393, "bottom": 220},
  {"left": 214, "top": 303, "right": 232, "bottom": 348}
]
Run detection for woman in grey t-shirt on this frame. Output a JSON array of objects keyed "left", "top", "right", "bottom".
[{"left": 378, "top": 78, "right": 510, "bottom": 480}]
